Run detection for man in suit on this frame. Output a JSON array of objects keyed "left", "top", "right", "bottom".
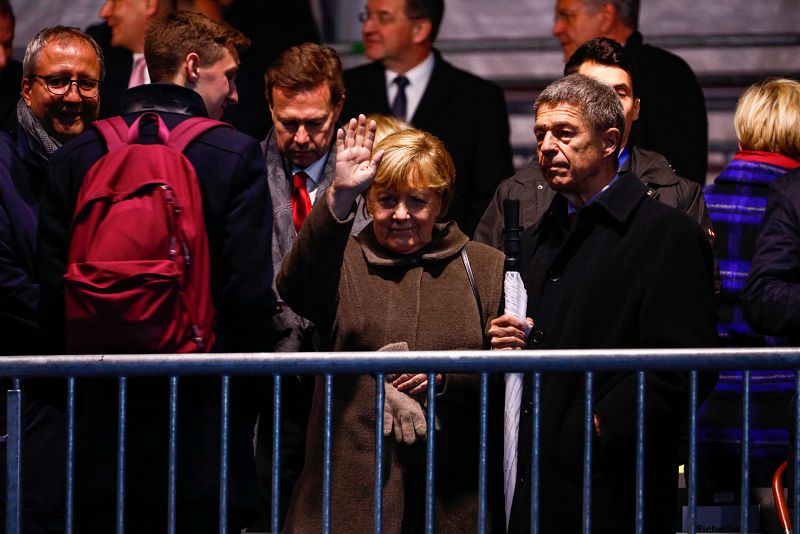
[
  {"left": 38, "top": 11, "right": 273, "bottom": 532},
  {"left": 92, "top": 0, "right": 175, "bottom": 119},
  {"left": 488, "top": 74, "right": 716, "bottom": 533},
  {"left": 255, "top": 42, "right": 350, "bottom": 531},
  {"left": 341, "top": 0, "right": 513, "bottom": 236},
  {"left": 551, "top": 0, "right": 708, "bottom": 183},
  {"left": 0, "top": 0, "right": 22, "bottom": 129}
]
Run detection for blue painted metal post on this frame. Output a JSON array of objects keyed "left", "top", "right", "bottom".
[
  {"left": 688, "top": 371, "right": 698, "bottom": 534},
  {"left": 271, "top": 375, "right": 282, "bottom": 534},
  {"left": 582, "top": 371, "right": 593, "bottom": 534},
  {"left": 5, "top": 379, "right": 21, "bottom": 534},
  {"left": 219, "top": 376, "right": 230, "bottom": 534},
  {"left": 478, "top": 373, "right": 488, "bottom": 534},
  {"left": 322, "top": 375, "right": 333, "bottom": 534},
  {"left": 66, "top": 378, "right": 76, "bottom": 534},
  {"left": 167, "top": 377, "right": 178, "bottom": 534},
  {"left": 530, "top": 372, "right": 541, "bottom": 534},
  {"left": 741, "top": 370, "right": 751, "bottom": 534},
  {"left": 374, "top": 373, "right": 385, "bottom": 534},
  {"left": 116, "top": 377, "right": 127, "bottom": 534},
  {"left": 635, "top": 372, "right": 646, "bottom": 534},
  {"left": 425, "top": 372, "right": 436, "bottom": 534}
]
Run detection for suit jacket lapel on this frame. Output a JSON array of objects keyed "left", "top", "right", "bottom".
[{"left": 410, "top": 50, "right": 456, "bottom": 129}]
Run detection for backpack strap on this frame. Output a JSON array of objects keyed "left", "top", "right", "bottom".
[
  {"left": 93, "top": 117, "right": 130, "bottom": 152},
  {"left": 168, "top": 117, "right": 230, "bottom": 152}
]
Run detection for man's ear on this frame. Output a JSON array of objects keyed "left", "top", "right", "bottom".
[
  {"left": 144, "top": 0, "right": 160, "bottom": 18},
  {"left": 602, "top": 127, "right": 621, "bottom": 159},
  {"left": 20, "top": 76, "right": 32, "bottom": 108},
  {"left": 411, "top": 19, "right": 433, "bottom": 45},
  {"left": 182, "top": 52, "right": 201, "bottom": 86},
  {"left": 632, "top": 97, "right": 640, "bottom": 122},
  {"left": 597, "top": 2, "right": 617, "bottom": 35}
]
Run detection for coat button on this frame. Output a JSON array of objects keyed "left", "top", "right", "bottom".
[
  {"left": 549, "top": 270, "right": 560, "bottom": 282},
  {"left": 531, "top": 330, "right": 545, "bottom": 344},
  {"left": 518, "top": 474, "right": 526, "bottom": 486}
]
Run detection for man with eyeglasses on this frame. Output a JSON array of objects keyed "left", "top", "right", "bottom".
[
  {"left": 0, "top": 25, "right": 103, "bottom": 356},
  {"left": 342, "top": 0, "right": 513, "bottom": 237},
  {"left": 0, "top": 25, "right": 103, "bottom": 532}
]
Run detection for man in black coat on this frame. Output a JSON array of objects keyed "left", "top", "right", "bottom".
[
  {"left": 38, "top": 12, "right": 274, "bottom": 533},
  {"left": 488, "top": 74, "right": 716, "bottom": 533},
  {"left": 551, "top": 0, "right": 708, "bottom": 183},
  {"left": 475, "top": 38, "right": 713, "bottom": 252},
  {"left": 0, "top": 0, "right": 21, "bottom": 130},
  {"left": 341, "top": 0, "right": 513, "bottom": 236}
]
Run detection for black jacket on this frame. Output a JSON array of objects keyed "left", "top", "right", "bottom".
[
  {"left": 743, "top": 168, "right": 800, "bottom": 344},
  {"left": 625, "top": 31, "right": 708, "bottom": 184},
  {"left": 0, "top": 120, "right": 46, "bottom": 355},
  {"left": 508, "top": 174, "right": 717, "bottom": 534},
  {"left": 342, "top": 50, "right": 513, "bottom": 236}
]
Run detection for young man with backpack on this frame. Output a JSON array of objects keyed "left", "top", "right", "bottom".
[{"left": 37, "top": 11, "right": 273, "bottom": 533}]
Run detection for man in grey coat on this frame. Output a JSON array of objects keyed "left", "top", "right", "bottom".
[{"left": 256, "top": 42, "right": 346, "bottom": 530}]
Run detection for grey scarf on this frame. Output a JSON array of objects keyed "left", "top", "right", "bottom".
[{"left": 16, "top": 98, "right": 61, "bottom": 159}]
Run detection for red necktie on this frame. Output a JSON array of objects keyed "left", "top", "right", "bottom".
[{"left": 292, "top": 171, "right": 312, "bottom": 233}]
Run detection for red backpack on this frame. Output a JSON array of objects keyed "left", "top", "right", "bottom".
[{"left": 64, "top": 113, "right": 226, "bottom": 354}]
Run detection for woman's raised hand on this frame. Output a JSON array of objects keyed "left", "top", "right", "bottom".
[{"left": 329, "top": 115, "right": 385, "bottom": 219}]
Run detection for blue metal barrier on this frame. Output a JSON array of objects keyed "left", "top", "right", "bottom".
[{"left": 1, "top": 347, "right": 799, "bottom": 534}]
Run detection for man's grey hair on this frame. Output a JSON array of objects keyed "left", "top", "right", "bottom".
[
  {"left": 535, "top": 73, "right": 625, "bottom": 154},
  {"left": 23, "top": 26, "right": 105, "bottom": 80},
  {"left": 583, "top": 0, "right": 639, "bottom": 30}
]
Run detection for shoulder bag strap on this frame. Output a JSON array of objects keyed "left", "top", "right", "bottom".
[{"left": 461, "top": 246, "right": 486, "bottom": 336}]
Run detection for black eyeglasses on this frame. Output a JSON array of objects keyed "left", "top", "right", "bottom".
[{"left": 31, "top": 74, "right": 101, "bottom": 98}]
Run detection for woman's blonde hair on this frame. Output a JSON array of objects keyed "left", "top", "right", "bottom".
[
  {"left": 366, "top": 114, "right": 412, "bottom": 148},
  {"left": 368, "top": 128, "right": 456, "bottom": 218},
  {"left": 735, "top": 78, "right": 800, "bottom": 160}
]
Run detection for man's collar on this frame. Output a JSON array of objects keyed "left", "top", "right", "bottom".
[
  {"left": 589, "top": 171, "right": 648, "bottom": 223},
  {"left": 567, "top": 173, "right": 621, "bottom": 214},
  {"left": 291, "top": 153, "right": 329, "bottom": 187},
  {"left": 384, "top": 52, "right": 434, "bottom": 88},
  {"left": 121, "top": 83, "right": 209, "bottom": 117}
]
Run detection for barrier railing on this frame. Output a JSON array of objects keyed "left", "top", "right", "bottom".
[{"left": 1, "top": 347, "right": 799, "bottom": 534}]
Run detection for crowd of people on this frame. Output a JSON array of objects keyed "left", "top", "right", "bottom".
[{"left": 0, "top": 0, "right": 797, "bottom": 533}]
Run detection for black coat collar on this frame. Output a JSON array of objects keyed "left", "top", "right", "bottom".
[{"left": 120, "top": 83, "right": 210, "bottom": 117}]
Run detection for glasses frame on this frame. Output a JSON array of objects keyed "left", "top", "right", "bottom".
[
  {"left": 31, "top": 74, "right": 102, "bottom": 98},
  {"left": 358, "top": 9, "right": 423, "bottom": 25}
]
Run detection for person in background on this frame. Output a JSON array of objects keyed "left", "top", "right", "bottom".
[
  {"left": 342, "top": 0, "right": 513, "bottom": 236},
  {"left": 256, "top": 41, "right": 345, "bottom": 531},
  {"left": 0, "top": 0, "right": 21, "bottom": 130},
  {"left": 277, "top": 116, "right": 505, "bottom": 532},
  {"left": 727, "top": 82, "right": 800, "bottom": 508},
  {"left": 0, "top": 26, "right": 103, "bottom": 532},
  {"left": 90, "top": 0, "right": 176, "bottom": 118},
  {"left": 551, "top": 0, "right": 707, "bottom": 183}
]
